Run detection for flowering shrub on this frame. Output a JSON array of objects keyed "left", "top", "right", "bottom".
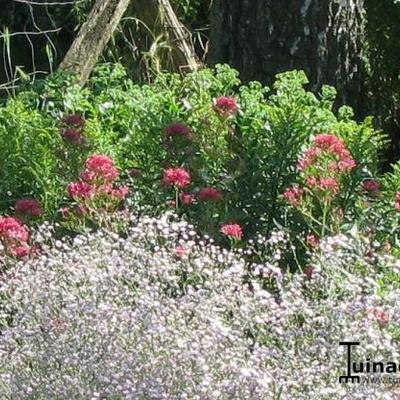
[
  {"left": 284, "top": 133, "right": 358, "bottom": 237},
  {"left": 61, "top": 154, "right": 130, "bottom": 230},
  {"left": 0, "top": 65, "right": 385, "bottom": 242},
  {"left": 0, "top": 213, "right": 399, "bottom": 398}
]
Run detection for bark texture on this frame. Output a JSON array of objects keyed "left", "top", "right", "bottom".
[
  {"left": 134, "top": 0, "right": 199, "bottom": 73},
  {"left": 59, "top": 0, "right": 132, "bottom": 85},
  {"left": 209, "top": 0, "right": 365, "bottom": 111}
]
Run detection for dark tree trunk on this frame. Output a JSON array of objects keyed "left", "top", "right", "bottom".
[{"left": 209, "top": 0, "right": 365, "bottom": 113}]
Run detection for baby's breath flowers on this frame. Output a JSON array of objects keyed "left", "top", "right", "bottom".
[{"left": 0, "top": 213, "right": 399, "bottom": 399}]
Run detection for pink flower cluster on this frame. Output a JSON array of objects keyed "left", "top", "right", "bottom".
[
  {"left": 395, "top": 192, "right": 400, "bottom": 211},
  {"left": 82, "top": 154, "right": 120, "bottom": 183},
  {"left": 221, "top": 223, "right": 243, "bottom": 240},
  {"left": 362, "top": 179, "right": 380, "bottom": 193},
  {"left": 15, "top": 198, "right": 43, "bottom": 217},
  {"left": 366, "top": 307, "right": 389, "bottom": 327},
  {"left": 165, "top": 123, "right": 193, "bottom": 140},
  {"left": 66, "top": 155, "right": 129, "bottom": 213},
  {"left": 0, "top": 216, "right": 30, "bottom": 258},
  {"left": 306, "top": 234, "right": 320, "bottom": 248},
  {"left": 306, "top": 176, "right": 340, "bottom": 194},
  {"left": 179, "top": 187, "right": 224, "bottom": 206},
  {"left": 298, "top": 134, "right": 356, "bottom": 173},
  {"left": 213, "top": 96, "right": 239, "bottom": 116},
  {"left": 162, "top": 168, "right": 191, "bottom": 188},
  {"left": 61, "top": 114, "right": 87, "bottom": 146},
  {"left": 283, "top": 185, "right": 304, "bottom": 206},
  {"left": 285, "top": 134, "right": 356, "bottom": 206},
  {"left": 62, "top": 114, "right": 85, "bottom": 128},
  {"left": 68, "top": 181, "right": 93, "bottom": 200},
  {"left": 198, "top": 187, "right": 223, "bottom": 202}
]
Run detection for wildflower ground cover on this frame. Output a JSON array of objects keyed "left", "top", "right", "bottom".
[
  {"left": 0, "top": 214, "right": 400, "bottom": 399},
  {"left": 1, "top": 65, "right": 400, "bottom": 398}
]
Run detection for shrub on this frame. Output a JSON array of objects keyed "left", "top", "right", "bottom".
[{"left": 0, "top": 64, "right": 386, "bottom": 244}]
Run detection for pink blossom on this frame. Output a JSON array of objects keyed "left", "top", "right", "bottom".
[
  {"left": 198, "top": 187, "right": 223, "bottom": 202},
  {"left": 395, "top": 192, "right": 400, "bottom": 211},
  {"left": 68, "top": 181, "right": 94, "bottom": 200},
  {"left": 15, "top": 198, "right": 43, "bottom": 217},
  {"left": 0, "top": 217, "right": 29, "bottom": 242},
  {"left": 306, "top": 234, "right": 320, "bottom": 248},
  {"left": 298, "top": 133, "right": 356, "bottom": 173},
  {"left": 10, "top": 245, "right": 30, "bottom": 258},
  {"left": 306, "top": 176, "right": 318, "bottom": 187},
  {"left": 62, "top": 128, "right": 86, "bottom": 146},
  {"left": 180, "top": 192, "right": 195, "bottom": 205},
  {"left": 318, "top": 177, "right": 340, "bottom": 193},
  {"left": 283, "top": 185, "right": 303, "bottom": 206},
  {"left": 175, "top": 245, "right": 189, "bottom": 258},
  {"left": 62, "top": 114, "right": 85, "bottom": 128},
  {"left": 213, "top": 96, "right": 239, "bottom": 116},
  {"left": 58, "top": 207, "right": 71, "bottom": 218},
  {"left": 75, "top": 205, "right": 88, "bottom": 216},
  {"left": 366, "top": 307, "right": 389, "bottom": 327},
  {"left": 314, "top": 134, "right": 343, "bottom": 149},
  {"left": 110, "top": 186, "right": 130, "bottom": 199},
  {"left": 165, "top": 123, "right": 193, "bottom": 140},
  {"left": 221, "top": 223, "right": 243, "bottom": 240},
  {"left": 162, "top": 168, "right": 191, "bottom": 188},
  {"left": 80, "top": 170, "right": 97, "bottom": 183},
  {"left": 362, "top": 179, "right": 380, "bottom": 193},
  {"left": 85, "top": 154, "right": 120, "bottom": 182}
]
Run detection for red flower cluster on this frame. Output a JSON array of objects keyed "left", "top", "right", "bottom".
[
  {"left": 84, "top": 154, "right": 120, "bottom": 182},
  {"left": 198, "top": 187, "right": 223, "bottom": 202},
  {"left": 0, "top": 216, "right": 30, "bottom": 258},
  {"left": 62, "top": 114, "right": 85, "bottom": 128},
  {"left": 283, "top": 185, "right": 304, "bottom": 206},
  {"left": 306, "top": 234, "right": 320, "bottom": 248},
  {"left": 362, "top": 179, "right": 380, "bottom": 193},
  {"left": 162, "top": 168, "right": 191, "bottom": 188},
  {"left": 180, "top": 192, "right": 195, "bottom": 205},
  {"left": 68, "top": 181, "right": 94, "bottom": 200},
  {"left": 298, "top": 134, "right": 356, "bottom": 172},
  {"left": 213, "top": 96, "right": 239, "bottom": 116},
  {"left": 221, "top": 223, "right": 243, "bottom": 240},
  {"left": 306, "top": 176, "right": 340, "bottom": 194},
  {"left": 366, "top": 307, "right": 389, "bottom": 327},
  {"left": 395, "top": 192, "right": 400, "bottom": 211},
  {"left": 66, "top": 155, "right": 129, "bottom": 214},
  {"left": 175, "top": 245, "right": 189, "bottom": 258},
  {"left": 15, "top": 198, "right": 43, "bottom": 217},
  {"left": 62, "top": 128, "right": 86, "bottom": 146},
  {"left": 165, "top": 123, "right": 193, "bottom": 140},
  {"left": 61, "top": 114, "right": 87, "bottom": 146}
]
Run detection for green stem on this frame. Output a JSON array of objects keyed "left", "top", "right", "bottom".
[{"left": 175, "top": 187, "right": 179, "bottom": 211}]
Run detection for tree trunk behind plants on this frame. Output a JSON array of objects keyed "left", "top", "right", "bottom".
[
  {"left": 133, "top": 0, "right": 200, "bottom": 73},
  {"left": 208, "top": 0, "right": 365, "bottom": 113},
  {"left": 60, "top": 0, "right": 132, "bottom": 85}
]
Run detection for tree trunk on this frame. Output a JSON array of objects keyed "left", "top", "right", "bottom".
[
  {"left": 209, "top": 0, "right": 365, "bottom": 112},
  {"left": 59, "top": 0, "right": 132, "bottom": 85},
  {"left": 133, "top": 0, "right": 199, "bottom": 73}
]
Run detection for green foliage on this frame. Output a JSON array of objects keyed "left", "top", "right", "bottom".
[{"left": 0, "top": 64, "right": 387, "bottom": 245}]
